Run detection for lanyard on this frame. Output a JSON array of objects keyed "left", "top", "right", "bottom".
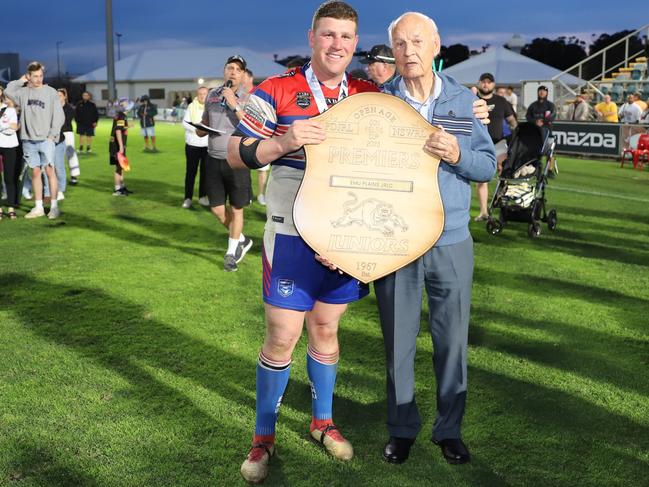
[{"left": 304, "top": 63, "right": 348, "bottom": 114}]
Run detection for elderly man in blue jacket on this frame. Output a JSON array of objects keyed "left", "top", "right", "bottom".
[{"left": 376, "top": 12, "right": 496, "bottom": 465}]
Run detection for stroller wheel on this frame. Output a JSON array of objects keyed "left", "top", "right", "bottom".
[
  {"left": 486, "top": 218, "right": 503, "bottom": 235},
  {"left": 547, "top": 209, "right": 557, "bottom": 231},
  {"left": 528, "top": 222, "right": 541, "bottom": 238}
]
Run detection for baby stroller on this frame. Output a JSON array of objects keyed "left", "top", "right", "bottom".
[{"left": 486, "top": 122, "right": 557, "bottom": 238}]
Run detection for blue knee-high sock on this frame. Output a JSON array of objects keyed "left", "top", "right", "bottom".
[
  {"left": 255, "top": 351, "right": 291, "bottom": 437},
  {"left": 307, "top": 345, "right": 339, "bottom": 421}
]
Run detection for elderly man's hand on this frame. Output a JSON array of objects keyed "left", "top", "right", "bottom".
[
  {"left": 425, "top": 126, "right": 461, "bottom": 164},
  {"left": 473, "top": 99, "right": 490, "bottom": 125}
]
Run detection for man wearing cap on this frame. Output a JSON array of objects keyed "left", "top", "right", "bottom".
[
  {"left": 196, "top": 55, "right": 253, "bottom": 272},
  {"left": 136, "top": 94, "right": 158, "bottom": 152},
  {"left": 359, "top": 44, "right": 397, "bottom": 87},
  {"left": 474, "top": 72, "right": 517, "bottom": 221},
  {"left": 566, "top": 92, "right": 592, "bottom": 121},
  {"left": 525, "top": 85, "right": 557, "bottom": 177}
]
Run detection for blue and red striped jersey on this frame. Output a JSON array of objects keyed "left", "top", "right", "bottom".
[{"left": 237, "top": 65, "right": 379, "bottom": 170}]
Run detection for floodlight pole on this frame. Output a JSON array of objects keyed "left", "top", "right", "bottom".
[
  {"left": 105, "top": 0, "right": 117, "bottom": 101},
  {"left": 116, "top": 32, "right": 122, "bottom": 61}
]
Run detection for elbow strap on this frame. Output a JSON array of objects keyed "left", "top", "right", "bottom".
[{"left": 239, "top": 137, "right": 265, "bottom": 169}]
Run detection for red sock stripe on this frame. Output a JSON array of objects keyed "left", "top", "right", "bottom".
[
  {"left": 307, "top": 345, "right": 339, "bottom": 365},
  {"left": 259, "top": 351, "right": 291, "bottom": 369},
  {"left": 252, "top": 434, "right": 275, "bottom": 446}
]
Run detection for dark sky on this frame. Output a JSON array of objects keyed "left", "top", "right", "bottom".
[{"left": 4, "top": 0, "right": 648, "bottom": 75}]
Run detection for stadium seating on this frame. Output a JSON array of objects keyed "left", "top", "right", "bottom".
[{"left": 610, "top": 84, "right": 624, "bottom": 102}]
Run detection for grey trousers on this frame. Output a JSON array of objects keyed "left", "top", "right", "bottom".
[{"left": 374, "top": 237, "right": 473, "bottom": 441}]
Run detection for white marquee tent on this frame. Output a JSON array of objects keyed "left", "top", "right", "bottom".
[{"left": 442, "top": 46, "right": 585, "bottom": 86}]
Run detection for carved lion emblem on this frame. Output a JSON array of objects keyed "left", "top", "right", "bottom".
[{"left": 331, "top": 192, "right": 408, "bottom": 237}]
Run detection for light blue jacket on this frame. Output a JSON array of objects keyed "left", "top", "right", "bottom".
[{"left": 383, "top": 72, "right": 496, "bottom": 246}]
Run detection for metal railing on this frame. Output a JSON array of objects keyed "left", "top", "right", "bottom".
[
  {"left": 549, "top": 23, "right": 649, "bottom": 107},
  {"left": 553, "top": 23, "right": 649, "bottom": 82}
]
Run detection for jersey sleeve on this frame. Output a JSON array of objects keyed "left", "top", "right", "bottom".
[{"left": 236, "top": 79, "right": 278, "bottom": 140}]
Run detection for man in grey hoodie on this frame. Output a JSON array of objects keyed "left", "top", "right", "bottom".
[{"left": 5, "top": 61, "right": 64, "bottom": 219}]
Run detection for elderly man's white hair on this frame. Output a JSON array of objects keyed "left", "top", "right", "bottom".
[{"left": 387, "top": 12, "right": 439, "bottom": 45}]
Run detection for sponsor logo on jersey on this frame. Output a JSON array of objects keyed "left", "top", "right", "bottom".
[
  {"left": 296, "top": 92, "right": 311, "bottom": 109},
  {"left": 278, "top": 279, "right": 294, "bottom": 297},
  {"left": 243, "top": 103, "right": 266, "bottom": 126},
  {"left": 272, "top": 215, "right": 284, "bottom": 223}
]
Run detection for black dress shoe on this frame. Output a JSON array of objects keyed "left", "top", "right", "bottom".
[
  {"left": 382, "top": 436, "right": 415, "bottom": 464},
  {"left": 433, "top": 438, "right": 470, "bottom": 464}
]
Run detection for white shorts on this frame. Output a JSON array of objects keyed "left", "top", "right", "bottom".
[{"left": 141, "top": 126, "right": 155, "bottom": 137}]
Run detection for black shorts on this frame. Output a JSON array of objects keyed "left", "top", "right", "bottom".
[
  {"left": 205, "top": 155, "right": 251, "bottom": 208},
  {"left": 77, "top": 125, "right": 95, "bottom": 136},
  {"left": 109, "top": 144, "right": 126, "bottom": 173}
]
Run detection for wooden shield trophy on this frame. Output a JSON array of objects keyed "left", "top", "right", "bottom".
[{"left": 294, "top": 92, "right": 445, "bottom": 283}]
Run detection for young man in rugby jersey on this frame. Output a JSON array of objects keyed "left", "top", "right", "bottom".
[
  {"left": 228, "top": 4, "right": 375, "bottom": 481},
  {"left": 228, "top": 2, "right": 490, "bottom": 482}
]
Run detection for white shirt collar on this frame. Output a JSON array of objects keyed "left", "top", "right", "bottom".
[{"left": 399, "top": 72, "right": 442, "bottom": 106}]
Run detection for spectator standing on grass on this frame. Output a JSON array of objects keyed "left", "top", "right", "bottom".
[
  {"left": 196, "top": 55, "right": 253, "bottom": 272},
  {"left": 0, "top": 86, "right": 20, "bottom": 220},
  {"left": 137, "top": 95, "right": 158, "bottom": 152},
  {"left": 504, "top": 86, "right": 518, "bottom": 112},
  {"left": 474, "top": 72, "right": 516, "bottom": 221},
  {"left": 75, "top": 91, "right": 98, "bottom": 154},
  {"left": 526, "top": 85, "right": 557, "bottom": 177},
  {"left": 109, "top": 98, "right": 131, "bottom": 196},
  {"left": 181, "top": 86, "right": 209, "bottom": 209},
  {"left": 49, "top": 88, "right": 77, "bottom": 201},
  {"left": 5, "top": 61, "right": 64, "bottom": 220},
  {"left": 594, "top": 94, "right": 618, "bottom": 122},
  {"left": 496, "top": 87, "right": 513, "bottom": 144},
  {"left": 619, "top": 94, "right": 642, "bottom": 123},
  {"left": 243, "top": 68, "right": 269, "bottom": 206}
]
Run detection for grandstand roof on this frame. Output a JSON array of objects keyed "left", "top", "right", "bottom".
[
  {"left": 442, "top": 46, "right": 585, "bottom": 85},
  {"left": 73, "top": 47, "right": 286, "bottom": 83}
]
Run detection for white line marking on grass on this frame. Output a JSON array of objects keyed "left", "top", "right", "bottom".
[{"left": 550, "top": 185, "right": 649, "bottom": 203}]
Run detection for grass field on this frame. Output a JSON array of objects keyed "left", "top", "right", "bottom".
[{"left": 1, "top": 120, "right": 648, "bottom": 487}]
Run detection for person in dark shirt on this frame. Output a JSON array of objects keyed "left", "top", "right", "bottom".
[
  {"left": 75, "top": 91, "right": 99, "bottom": 154},
  {"left": 474, "top": 73, "right": 517, "bottom": 220},
  {"left": 525, "top": 85, "right": 557, "bottom": 177},
  {"left": 136, "top": 95, "right": 158, "bottom": 152},
  {"left": 109, "top": 98, "right": 131, "bottom": 196}
]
